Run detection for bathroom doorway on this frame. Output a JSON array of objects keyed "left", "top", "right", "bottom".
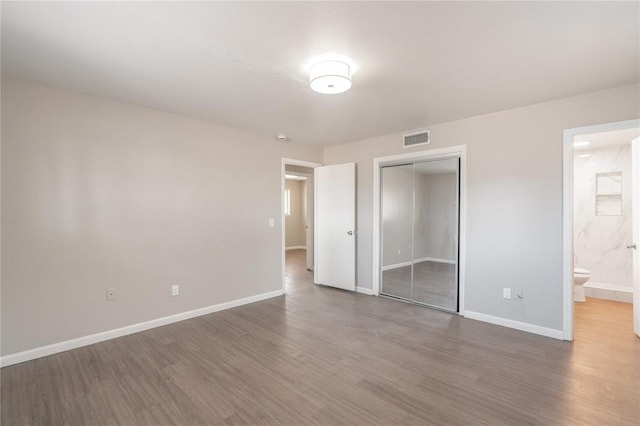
[{"left": 563, "top": 120, "right": 640, "bottom": 340}]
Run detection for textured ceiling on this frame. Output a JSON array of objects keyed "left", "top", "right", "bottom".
[{"left": 2, "top": 1, "right": 639, "bottom": 145}]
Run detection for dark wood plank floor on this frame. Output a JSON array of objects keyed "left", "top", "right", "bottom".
[{"left": 2, "top": 249, "right": 639, "bottom": 425}]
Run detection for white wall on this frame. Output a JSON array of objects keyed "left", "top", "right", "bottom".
[
  {"left": 574, "top": 144, "right": 633, "bottom": 289},
  {"left": 324, "top": 83, "right": 639, "bottom": 332},
  {"left": 2, "top": 77, "right": 639, "bottom": 356},
  {"left": 285, "top": 179, "right": 306, "bottom": 248},
  {"left": 1, "top": 77, "right": 322, "bottom": 356}
]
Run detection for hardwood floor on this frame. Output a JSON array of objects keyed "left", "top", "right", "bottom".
[{"left": 2, "top": 249, "right": 639, "bottom": 425}]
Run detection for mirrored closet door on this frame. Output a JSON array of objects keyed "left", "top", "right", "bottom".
[{"left": 380, "top": 158, "right": 460, "bottom": 312}]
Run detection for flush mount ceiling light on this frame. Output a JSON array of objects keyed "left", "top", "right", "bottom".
[
  {"left": 578, "top": 153, "right": 592, "bottom": 158},
  {"left": 573, "top": 140, "right": 590, "bottom": 147},
  {"left": 309, "top": 60, "right": 352, "bottom": 94}
]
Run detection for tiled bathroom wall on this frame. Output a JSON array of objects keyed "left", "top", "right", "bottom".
[
  {"left": 574, "top": 143, "right": 633, "bottom": 295},
  {"left": 574, "top": 143, "right": 633, "bottom": 296}
]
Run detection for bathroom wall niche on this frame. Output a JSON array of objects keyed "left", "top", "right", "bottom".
[{"left": 595, "top": 171, "right": 622, "bottom": 216}]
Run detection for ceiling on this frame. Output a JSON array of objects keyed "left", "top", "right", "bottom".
[
  {"left": 574, "top": 127, "right": 640, "bottom": 151},
  {"left": 2, "top": 1, "right": 639, "bottom": 146}
]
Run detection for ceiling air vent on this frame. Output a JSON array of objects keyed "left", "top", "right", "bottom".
[{"left": 403, "top": 130, "right": 430, "bottom": 148}]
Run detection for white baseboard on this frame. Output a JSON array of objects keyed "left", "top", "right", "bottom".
[
  {"left": 1, "top": 289, "right": 285, "bottom": 368},
  {"left": 415, "top": 257, "right": 456, "bottom": 265},
  {"left": 356, "top": 286, "right": 373, "bottom": 296},
  {"left": 382, "top": 257, "right": 456, "bottom": 271},
  {"left": 464, "top": 310, "right": 563, "bottom": 340},
  {"left": 285, "top": 246, "right": 306, "bottom": 251},
  {"left": 381, "top": 261, "right": 412, "bottom": 271},
  {"left": 584, "top": 282, "right": 633, "bottom": 303},
  {"left": 585, "top": 281, "right": 633, "bottom": 292}
]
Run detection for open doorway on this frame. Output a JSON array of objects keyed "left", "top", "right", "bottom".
[
  {"left": 281, "top": 159, "right": 320, "bottom": 292},
  {"left": 563, "top": 119, "right": 640, "bottom": 341}
]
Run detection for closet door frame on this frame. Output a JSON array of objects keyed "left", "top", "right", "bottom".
[{"left": 372, "top": 145, "right": 467, "bottom": 316}]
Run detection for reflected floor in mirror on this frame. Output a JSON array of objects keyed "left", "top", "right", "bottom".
[{"left": 382, "top": 260, "right": 457, "bottom": 310}]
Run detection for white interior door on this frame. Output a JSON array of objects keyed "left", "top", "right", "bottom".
[
  {"left": 314, "top": 163, "right": 356, "bottom": 291},
  {"left": 632, "top": 137, "right": 639, "bottom": 337}
]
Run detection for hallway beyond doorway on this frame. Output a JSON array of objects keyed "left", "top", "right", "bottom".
[{"left": 285, "top": 248, "right": 313, "bottom": 292}]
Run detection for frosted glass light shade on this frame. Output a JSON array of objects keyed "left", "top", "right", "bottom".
[{"left": 309, "top": 60, "right": 352, "bottom": 94}]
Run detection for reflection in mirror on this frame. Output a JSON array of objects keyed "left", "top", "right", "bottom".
[
  {"left": 380, "top": 164, "right": 413, "bottom": 300},
  {"left": 379, "top": 158, "right": 460, "bottom": 312},
  {"left": 412, "top": 159, "right": 459, "bottom": 311}
]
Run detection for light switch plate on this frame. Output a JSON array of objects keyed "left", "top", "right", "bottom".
[{"left": 503, "top": 288, "right": 511, "bottom": 300}]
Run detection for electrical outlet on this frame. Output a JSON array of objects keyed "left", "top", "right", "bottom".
[
  {"left": 172, "top": 285, "right": 180, "bottom": 296},
  {"left": 502, "top": 288, "right": 511, "bottom": 300},
  {"left": 106, "top": 288, "right": 116, "bottom": 301}
]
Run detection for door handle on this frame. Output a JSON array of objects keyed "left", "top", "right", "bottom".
[
  {"left": 626, "top": 243, "right": 637, "bottom": 249},
  {"left": 347, "top": 230, "right": 354, "bottom": 236}
]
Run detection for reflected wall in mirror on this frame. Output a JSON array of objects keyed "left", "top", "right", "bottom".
[{"left": 380, "top": 164, "right": 413, "bottom": 300}]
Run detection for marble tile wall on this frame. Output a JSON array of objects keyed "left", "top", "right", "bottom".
[{"left": 574, "top": 144, "right": 633, "bottom": 289}]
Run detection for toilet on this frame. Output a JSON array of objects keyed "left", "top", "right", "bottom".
[{"left": 574, "top": 267, "right": 591, "bottom": 302}]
